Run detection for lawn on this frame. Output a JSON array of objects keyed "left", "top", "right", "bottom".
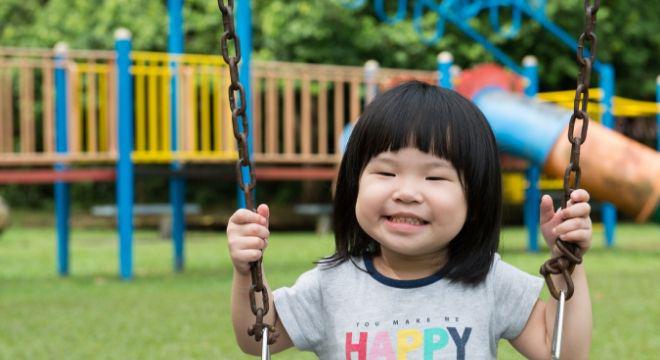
[{"left": 0, "top": 223, "right": 658, "bottom": 359}]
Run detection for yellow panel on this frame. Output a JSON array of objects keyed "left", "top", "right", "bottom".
[
  {"left": 539, "top": 177, "right": 564, "bottom": 190},
  {"left": 148, "top": 67, "right": 159, "bottom": 152},
  {"left": 502, "top": 173, "right": 525, "bottom": 205},
  {"left": 161, "top": 67, "right": 171, "bottom": 152},
  {"left": 135, "top": 64, "right": 146, "bottom": 152},
  {"left": 200, "top": 67, "right": 211, "bottom": 152},
  {"left": 190, "top": 69, "right": 198, "bottom": 152},
  {"left": 213, "top": 68, "right": 222, "bottom": 152},
  {"left": 132, "top": 51, "right": 227, "bottom": 66}
]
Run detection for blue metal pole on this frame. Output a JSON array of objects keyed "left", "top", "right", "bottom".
[
  {"left": 115, "top": 29, "right": 134, "bottom": 280},
  {"left": 364, "top": 60, "right": 380, "bottom": 104},
  {"left": 437, "top": 6, "right": 524, "bottom": 75},
  {"left": 515, "top": 2, "right": 603, "bottom": 73},
  {"left": 54, "top": 43, "right": 70, "bottom": 276},
  {"left": 168, "top": 0, "right": 185, "bottom": 272},
  {"left": 599, "top": 64, "right": 617, "bottom": 247},
  {"left": 236, "top": 0, "right": 254, "bottom": 209},
  {"left": 522, "top": 56, "right": 540, "bottom": 252},
  {"left": 437, "top": 51, "right": 453, "bottom": 89}
]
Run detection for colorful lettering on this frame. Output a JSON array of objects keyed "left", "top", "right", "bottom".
[
  {"left": 448, "top": 327, "right": 472, "bottom": 360},
  {"left": 344, "top": 326, "right": 472, "bottom": 359},
  {"left": 396, "top": 329, "right": 422, "bottom": 359},
  {"left": 346, "top": 332, "right": 368, "bottom": 360},
  {"left": 423, "top": 328, "right": 449, "bottom": 359},
  {"left": 368, "top": 331, "right": 395, "bottom": 360}
]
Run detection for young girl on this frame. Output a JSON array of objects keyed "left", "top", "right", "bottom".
[{"left": 228, "top": 81, "right": 592, "bottom": 359}]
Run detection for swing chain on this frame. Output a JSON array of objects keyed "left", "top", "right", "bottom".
[
  {"left": 217, "top": 0, "right": 278, "bottom": 346},
  {"left": 540, "top": 0, "right": 599, "bottom": 301}
]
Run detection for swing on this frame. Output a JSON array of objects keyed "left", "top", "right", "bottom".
[{"left": 217, "top": 1, "right": 600, "bottom": 359}]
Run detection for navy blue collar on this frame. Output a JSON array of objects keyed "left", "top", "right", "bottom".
[{"left": 363, "top": 255, "right": 449, "bottom": 289}]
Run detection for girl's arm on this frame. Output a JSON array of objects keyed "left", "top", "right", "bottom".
[
  {"left": 510, "top": 189, "right": 593, "bottom": 359},
  {"left": 510, "top": 265, "right": 592, "bottom": 359},
  {"left": 227, "top": 204, "right": 294, "bottom": 355},
  {"left": 231, "top": 271, "right": 294, "bottom": 354}
]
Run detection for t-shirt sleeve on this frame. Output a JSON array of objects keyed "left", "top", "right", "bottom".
[
  {"left": 490, "top": 254, "right": 544, "bottom": 340},
  {"left": 273, "top": 267, "right": 325, "bottom": 351}
]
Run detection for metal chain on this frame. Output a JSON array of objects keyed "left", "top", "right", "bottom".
[
  {"left": 540, "top": 0, "right": 600, "bottom": 301},
  {"left": 217, "top": 0, "right": 278, "bottom": 346}
]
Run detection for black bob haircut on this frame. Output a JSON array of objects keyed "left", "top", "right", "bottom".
[{"left": 324, "top": 81, "right": 502, "bottom": 285}]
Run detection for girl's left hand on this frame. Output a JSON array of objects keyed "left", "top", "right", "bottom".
[{"left": 539, "top": 189, "right": 592, "bottom": 257}]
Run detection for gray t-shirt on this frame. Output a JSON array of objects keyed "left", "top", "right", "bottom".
[{"left": 273, "top": 253, "right": 543, "bottom": 359}]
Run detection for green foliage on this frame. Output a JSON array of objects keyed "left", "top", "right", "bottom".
[
  {"left": 1, "top": 0, "right": 656, "bottom": 98},
  {"left": 0, "top": 0, "right": 658, "bottom": 210},
  {"left": 251, "top": 0, "right": 659, "bottom": 99},
  {"left": 0, "top": 0, "right": 167, "bottom": 50}
]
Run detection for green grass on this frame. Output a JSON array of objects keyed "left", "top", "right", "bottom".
[{"left": 0, "top": 223, "right": 658, "bottom": 359}]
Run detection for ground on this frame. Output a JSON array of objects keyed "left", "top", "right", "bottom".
[{"left": 0, "top": 222, "right": 658, "bottom": 359}]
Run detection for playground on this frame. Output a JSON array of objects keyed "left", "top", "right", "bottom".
[
  {"left": 1, "top": 0, "right": 659, "bottom": 359},
  {"left": 1, "top": 223, "right": 659, "bottom": 358}
]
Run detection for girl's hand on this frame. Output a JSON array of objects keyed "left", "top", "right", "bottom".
[
  {"left": 226, "top": 204, "right": 270, "bottom": 275},
  {"left": 539, "top": 189, "right": 592, "bottom": 257}
]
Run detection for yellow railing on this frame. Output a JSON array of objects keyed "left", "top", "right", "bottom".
[
  {"left": 1, "top": 46, "right": 657, "bottom": 168},
  {"left": 130, "top": 51, "right": 237, "bottom": 163},
  {"left": 538, "top": 89, "right": 660, "bottom": 117}
]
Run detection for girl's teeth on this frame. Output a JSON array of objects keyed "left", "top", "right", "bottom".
[{"left": 389, "top": 216, "right": 423, "bottom": 225}]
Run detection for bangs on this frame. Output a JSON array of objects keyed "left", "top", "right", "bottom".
[{"left": 348, "top": 81, "right": 482, "bottom": 180}]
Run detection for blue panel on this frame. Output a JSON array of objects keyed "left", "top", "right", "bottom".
[
  {"left": 54, "top": 50, "right": 70, "bottom": 276},
  {"left": 413, "top": 0, "right": 446, "bottom": 44},
  {"left": 237, "top": 0, "right": 254, "bottom": 209},
  {"left": 602, "top": 203, "right": 617, "bottom": 247},
  {"left": 523, "top": 60, "right": 539, "bottom": 252},
  {"left": 168, "top": 0, "right": 184, "bottom": 54},
  {"left": 170, "top": 176, "right": 185, "bottom": 271},
  {"left": 169, "top": 0, "right": 185, "bottom": 271},
  {"left": 524, "top": 166, "right": 540, "bottom": 252},
  {"left": 437, "top": 54, "right": 453, "bottom": 89},
  {"left": 116, "top": 33, "right": 134, "bottom": 280},
  {"left": 473, "top": 89, "right": 569, "bottom": 165},
  {"left": 375, "top": 0, "right": 407, "bottom": 25},
  {"left": 599, "top": 63, "right": 617, "bottom": 247},
  {"left": 438, "top": 5, "right": 523, "bottom": 74}
]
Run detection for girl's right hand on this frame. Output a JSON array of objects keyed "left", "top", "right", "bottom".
[{"left": 226, "top": 203, "right": 270, "bottom": 275}]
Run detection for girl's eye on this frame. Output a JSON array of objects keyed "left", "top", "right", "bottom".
[
  {"left": 376, "top": 172, "right": 395, "bottom": 177},
  {"left": 426, "top": 176, "right": 446, "bottom": 181}
]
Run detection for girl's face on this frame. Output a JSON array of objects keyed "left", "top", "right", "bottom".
[{"left": 355, "top": 147, "right": 468, "bottom": 260}]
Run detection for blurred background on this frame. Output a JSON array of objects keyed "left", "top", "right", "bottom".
[{"left": 0, "top": 0, "right": 658, "bottom": 359}]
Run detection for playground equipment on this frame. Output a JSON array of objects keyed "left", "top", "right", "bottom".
[
  {"left": 0, "top": 1, "right": 659, "bottom": 281},
  {"left": 0, "top": 42, "right": 658, "bottom": 279},
  {"left": 0, "top": 196, "right": 8, "bottom": 233},
  {"left": 450, "top": 64, "right": 660, "bottom": 223},
  {"left": 341, "top": 0, "right": 657, "bottom": 249}
]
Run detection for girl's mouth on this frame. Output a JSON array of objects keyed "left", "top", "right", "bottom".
[{"left": 385, "top": 216, "right": 429, "bottom": 226}]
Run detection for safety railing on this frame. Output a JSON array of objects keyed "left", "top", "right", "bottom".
[
  {"left": 251, "top": 61, "right": 436, "bottom": 164},
  {"left": 131, "top": 51, "right": 236, "bottom": 163},
  {"left": 0, "top": 47, "right": 117, "bottom": 166},
  {"left": 4, "top": 46, "right": 654, "bottom": 169},
  {"left": 0, "top": 45, "right": 439, "bottom": 167}
]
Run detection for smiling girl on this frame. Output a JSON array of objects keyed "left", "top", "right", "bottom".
[{"left": 227, "top": 81, "right": 592, "bottom": 359}]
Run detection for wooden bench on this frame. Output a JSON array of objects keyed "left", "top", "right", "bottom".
[
  {"left": 91, "top": 203, "right": 201, "bottom": 238},
  {"left": 293, "top": 203, "right": 333, "bottom": 235}
]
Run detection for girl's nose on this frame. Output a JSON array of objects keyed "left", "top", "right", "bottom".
[{"left": 392, "top": 182, "right": 423, "bottom": 203}]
